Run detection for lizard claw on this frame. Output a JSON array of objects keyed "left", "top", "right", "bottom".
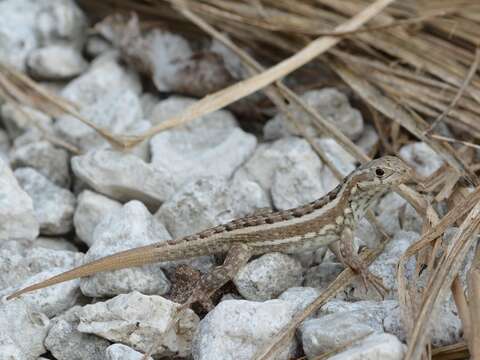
[{"left": 358, "top": 269, "right": 389, "bottom": 299}]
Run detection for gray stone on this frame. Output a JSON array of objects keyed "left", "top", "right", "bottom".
[
  {"left": 278, "top": 287, "right": 321, "bottom": 313},
  {"left": 304, "top": 262, "right": 345, "bottom": 290},
  {"left": 10, "top": 141, "right": 71, "bottom": 188},
  {"left": 27, "top": 45, "right": 88, "bottom": 79},
  {"left": 2, "top": 266, "right": 81, "bottom": 318},
  {"left": 0, "top": 130, "right": 10, "bottom": 163},
  {"left": 45, "top": 306, "right": 110, "bottom": 360},
  {"left": 238, "top": 137, "right": 325, "bottom": 210},
  {"left": 55, "top": 88, "right": 143, "bottom": 152},
  {"left": 351, "top": 231, "right": 418, "bottom": 300},
  {"left": 150, "top": 96, "right": 256, "bottom": 190},
  {"left": 139, "top": 93, "right": 160, "bottom": 120},
  {"left": 106, "top": 344, "right": 153, "bottom": 360},
  {"left": 34, "top": 0, "right": 87, "bottom": 49},
  {"left": 0, "top": 298, "right": 50, "bottom": 359},
  {"left": 80, "top": 201, "right": 171, "bottom": 297},
  {"left": 15, "top": 167, "right": 75, "bottom": 235},
  {"left": 1, "top": 103, "right": 52, "bottom": 139},
  {"left": 356, "top": 125, "right": 379, "bottom": 155},
  {"left": 59, "top": 56, "right": 141, "bottom": 107},
  {"left": 375, "top": 192, "right": 422, "bottom": 236},
  {"left": 264, "top": 89, "right": 364, "bottom": 141},
  {"left": 328, "top": 333, "right": 405, "bottom": 360},
  {"left": 0, "top": 242, "right": 83, "bottom": 291},
  {"left": 72, "top": 150, "right": 176, "bottom": 209},
  {"left": 192, "top": 299, "right": 298, "bottom": 360},
  {"left": 85, "top": 35, "right": 114, "bottom": 58},
  {"left": 77, "top": 291, "right": 199, "bottom": 357},
  {"left": 74, "top": 190, "right": 122, "bottom": 247},
  {"left": 0, "top": 0, "right": 41, "bottom": 71},
  {"left": 33, "top": 237, "right": 78, "bottom": 252},
  {"left": 156, "top": 176, "right": 269, "bottom": 238},
  {"left": 234, "top": 253, "right": 303, "bottom": 301},
  {"left": 399, "top": 142, "right": 444, "bottom": 178},
  {"left": 0, "top": 159, "right": 38, "bottom": 242}
]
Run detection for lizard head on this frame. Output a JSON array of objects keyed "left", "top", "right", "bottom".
[{"left": 352, "top": 156, "right": 412, "bottom": 191}]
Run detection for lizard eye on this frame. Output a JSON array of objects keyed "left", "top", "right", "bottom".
[{"left": 375, "top": 168, "right": 385, "bottom": 177}]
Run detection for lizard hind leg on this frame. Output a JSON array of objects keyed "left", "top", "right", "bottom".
[{"left": 179, "top": 243, "right": 253, "bottom": 311}]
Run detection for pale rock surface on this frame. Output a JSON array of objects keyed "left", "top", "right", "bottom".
[
  {"left": 150, "top": 96, "right": 256, "bottom": 189},
  {"left": 376, "top": 192, "right": 422, "bottom": 236},
  {"left": 0, "top": 298, "right": 50, "bottom": 359},
  {"left": 351, "top": 231, "right": 418, "bottom": 300},
  {"left": 0, "top": 242, "right": 83, "bottom": 291},
  {"left": 80, "top": 201, "right": 171, "bottom": 297},
  {"left": 33, "top": 237, "right": 78, "bottom": 252},
  {"left": 85, "top": 35, "right": 114, "bottom": 57},
  {"left": 27, "top": 44, "right": 88, "bottom": 79},
  {"left": 192, "top": 299, "right": 298, "bottom": 360},
  {"left": 399, "top": 142, "right": 444, "bottom": 178},
  {"left": 238, "top": 137, "right": 325, "bottom": 210},
  {"left": 0, "top": 130, "right": 9, "bottom": 163},
  {"left": 2, "top": 266, "right": 81, "bottom": 318},
  {"left": 71, "top": 150, "right": 176, "bottom": 209},
  {"left": 106, "top": 344, "right": 153, "bottom": 360},
  {"left": 15, "top": 167, "right": 75, "bottom": 235},
  {"left": 55, "top": 88, "right": 143, "bottom": 152},
  {"left": 278, "top": 287, "right": 322, "bottom": 313},
  {"left": 1, "top": 103, "right": 52, "bottom": 139},
  {"left": 304, "top": 262, "right": 345, "bottom": 290},
  {"left": 356, "top": 125, "right": 379, "bottom": 155},
  {"left": 10, "top": 141, "right": 71, "bottom": 188},
  {"left": 77, "top": 291, "right": 199, "bottom": 357},
  {"left": 328, "top": 333, "right": 405, "bottom": 360},
  {"left": 0, "top": 159, "right": 38, "bottom": 242},
  {"left": 59, "top": 56, "right": 141, "bottom": 106},
  {"left": 74, "top": 190, "right": 122, "bottom": 246},
  {"left": 234, "top": 252, "right": 304, "bottom": 301},
  {"left": 156, "top": 176, "right": 269, "bottom": 238},
  {"left": 45, "top": 306, "right": 110, "bottom": 360},
  {"left": 264, "top": 89, "right": 364, "bottom": 141}
]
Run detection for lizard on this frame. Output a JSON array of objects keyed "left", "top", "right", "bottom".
[{"left": 7, "top": 156, "right": 412, "bottom": 306}]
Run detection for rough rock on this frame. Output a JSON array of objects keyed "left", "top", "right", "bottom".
[
  {"left": 77, "top": 291, "right": 199, "bottom": 357},
  {"left": 0, "top": 159, "right": 38, "bottom": 241},
  {"left": 80, "top": 201, "right": 171, "bottom": 297},
  {"left": 0, "top": 298, "right": 50, "bottom": 359},
  {"left": 304, "top": 262, "right": 345, "bottom": 290},
  {"left": 74, "top": 190, "right": 122, "bottom": 246},
  {"left": 0, "top": 242, "right": 83, "bottom": 291},
  {"left": 238, "top": 137, "right": 325, "bottom": 210},
  {"left": 150, "top": 97, "right": 256, "bottom": 190},
  {"left": 377, "top": 193, "right": 422, "bottom": 236},
  {"left": 0, "top": 130, "right": 9, "bottom": 163},
  {"left": 192, "top": 299, "right": 298, "bottom": 360},
  {"left": 1, "top": 103, "right": 52, "bottom": 139},
  {"left": 33, "top": 237, "right": 78, "bottom": 252},
  {"left": 356, "top": 125, "right": 379, "bottom": 155},
  {"left": 156, "top": 176, "right": 269, "bottom": 238},
  {"left": 278, "top": 287, "right": 322, "bottom": 313},
  {"left": 399, "top": 142, "right": 444, "bottom": 178},
  {"left": 351, "top": 231, "right": 418, "bottom": 300},
  {"left": 27, "top": 44, "right": 88, "bottom": 79},
  {"left": 55, "top": 88, "right": 143, "bottom": 152},
  {"left": 59, "top": 56, "right": 141, "bottom": 106},
  {"left": 10, "top": 140, "right": 71, "bottom": 188},
  {"left": 15, "top": 167, "right": 75, "bottom": 235},
  {"left": 106, "top": 344, "right": 153, "bottom": 360},
  {"left": 328, "top": 333, "right": 405, "bottom": 360},
  {"left": 45, "top": 306, "right": 110, "bottom": 360},
  {"left": 2, "top": 266, "right": 81, "bottom": 318},
  {"left": 72, "top": 150, "right": 176, "bottom": 209},
  {"left": 264, "top": 89, "right": 364, "bottom": 141},
  {"left": 0, "top": 0, "right": 41, "bottom": 71},
  {"left": 234, "top": 253, "right": 303, "bottom": 301}
]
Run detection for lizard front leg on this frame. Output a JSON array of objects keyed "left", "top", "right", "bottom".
[
  {"left": 180, "top": 243, "right": 252, "bottom": 310},
  {"left": 331, "top": 227, "right": 388, "bottom": 297}
]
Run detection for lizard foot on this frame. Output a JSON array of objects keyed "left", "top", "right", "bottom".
[{"left": 358, "top": 268, "right": 389, "bottom": 298}]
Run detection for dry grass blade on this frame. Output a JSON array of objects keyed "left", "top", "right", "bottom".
[
  {"left": 432, "top": 342, "right": 469, "bottom": 360},
  {"left": 404, "top": 200, "right": 480, "bottom": 359},
  {"left": 427, "top": 48, "right": 480, "bottom": 134},
  {"left": 115, "top": 0, "right": 397, "bottom": 148}
]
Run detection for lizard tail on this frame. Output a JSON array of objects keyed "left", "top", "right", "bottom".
[{"left": 6, "top": 244, "right": 160, "bottom": 300}]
